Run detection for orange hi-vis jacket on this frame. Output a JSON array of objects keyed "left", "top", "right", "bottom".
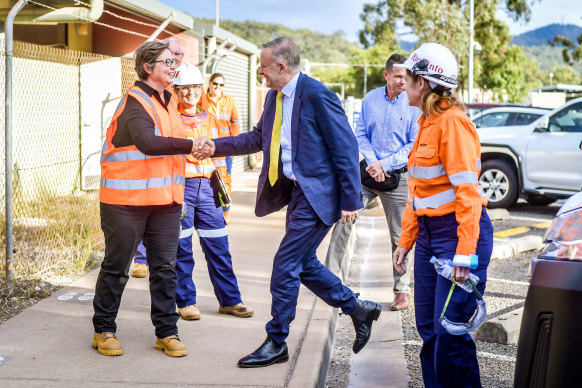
[
  {"left": 207, "top": 93, "right": 241, "bottom": 137},
  {"left": 178, "top": 105, "right": 229, "bottom": 187},
  {"left": 100, "top": 86, "right": 187, "bottom": 206},
  {"left": 398, "top": 104, "right": 488, "bottom": 256}
]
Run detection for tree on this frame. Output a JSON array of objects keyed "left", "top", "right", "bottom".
[
  {"left": 550, "top": 34, "right": 582, "bottom": 66},
  {"left": 358, "top": 0, "right": 540, "bottom": 101}
]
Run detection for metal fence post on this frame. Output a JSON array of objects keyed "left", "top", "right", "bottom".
[{"left": 4, "top": 0, "right": 29, "bottom": 286}]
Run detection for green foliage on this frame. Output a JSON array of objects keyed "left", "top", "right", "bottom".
[
  {"left": 358, "top": 0, "right": 539, "bottom": 102},
  {"left": 195, "top": 17, "right": 359, "bottom": 64},
  {"left": 550, "top": 33, "right": 582, "bottom": 66}
]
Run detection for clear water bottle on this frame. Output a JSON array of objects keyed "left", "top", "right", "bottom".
[{"left": 430, "top": 256, "right": 480, "bottom": 293}]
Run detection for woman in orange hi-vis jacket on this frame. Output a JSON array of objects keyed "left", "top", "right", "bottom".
[
  {"left": 207, "top": 73, "right": 241, "bottom": 224},
  {"left": 93, "top": 41, "right": 212, "bottom": 358},
  {"left": 392, "top": 43, "right": 494, "bottom": 388}
]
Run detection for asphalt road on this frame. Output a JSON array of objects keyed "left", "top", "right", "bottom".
[{"left": 326, "top": 200, "right": 563, "bottom": 388}]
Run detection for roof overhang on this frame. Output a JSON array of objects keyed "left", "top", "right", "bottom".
[{"left": 106, "top": 0, "right": 193, "bottom": 30}]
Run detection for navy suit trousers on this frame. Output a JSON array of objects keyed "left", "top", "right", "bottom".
[{"left": 266, "top": 184, "right": 358, "bottom": 344}]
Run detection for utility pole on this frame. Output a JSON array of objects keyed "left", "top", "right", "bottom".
[
  {"left": 215, "top": 0, "right": 219, "bottom": 27},
  {"left": 468, "top": 0, "right": 474, "bottom": 103}
]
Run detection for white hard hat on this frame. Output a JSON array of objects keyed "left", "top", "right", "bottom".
[
  {"left": 173, "top": 63, "right": 204, "bottom": 86},
  {"left": 396, "top": 43, "right": 458, "bottom": 89}
]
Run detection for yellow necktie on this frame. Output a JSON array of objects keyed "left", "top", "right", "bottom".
[{"left": 268, "top": 91, "right": 284, "bottom": 186}]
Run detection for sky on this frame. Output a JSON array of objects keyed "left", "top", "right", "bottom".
[{"left": 159, "top": 0, "right": 581, "bottom": 44}]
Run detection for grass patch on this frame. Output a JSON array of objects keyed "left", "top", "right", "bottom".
[{"left": 0, "top": 190, "right": 103, "bottom": 322}]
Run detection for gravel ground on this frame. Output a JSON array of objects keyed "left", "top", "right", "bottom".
[{"left": 0, "top": 279, "right": 60, "bottom": 325}]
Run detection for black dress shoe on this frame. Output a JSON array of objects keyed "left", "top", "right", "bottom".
[
  {"left": 350, "top": 299, "right": 382, "bottom": 354},
  {"left": 237, "top": 336, "right": 289, "bottom": 368}
]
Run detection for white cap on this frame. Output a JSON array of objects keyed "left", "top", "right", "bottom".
[
  {"left": 396, "top": 43, "right": 458, "bottom": 89},
  {"left": 173, "top": 63, "right": 203, "bottom": 86}
]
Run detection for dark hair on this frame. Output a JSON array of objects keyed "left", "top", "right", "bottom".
[
  {"left": 385, "top": 54, "right": 406, "bottom": 73},
  {"left": 134, "top": 41, "right": 169, "bottom": 81},
  {"left": 262, "top": 37, "right": 301, "bottom": 73},
  {"left": 209, "top": 73, "right": 225, "bottom": 85}
]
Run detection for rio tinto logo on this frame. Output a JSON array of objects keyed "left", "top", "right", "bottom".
[{"left": 411, "top": 52, "right": 444, "bottom": 74}]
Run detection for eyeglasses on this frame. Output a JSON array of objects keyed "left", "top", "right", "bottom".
[
  {"left": 177, "top": 85, "right": 202, "bottom": 93},
  {"left": 212, "top": 82, "right": 225, "bottom": 87},
  {"left": 152, "top": 58, "right": 177, "bottom": 67}
]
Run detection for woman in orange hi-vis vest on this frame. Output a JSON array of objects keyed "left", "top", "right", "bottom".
[
  {"left": 207, "top": 73, "right": 241, "bottom": 224},
  {"left": 392, "top": 43, "right": 494, "bottom": 387},
  {"left": 170, "top": 63, "right": 252, "bottom": 322},
  {"left": 93, "top": 41, "right": 213, "bottom": 359}
]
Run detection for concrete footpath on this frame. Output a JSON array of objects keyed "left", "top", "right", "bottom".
[{"left": 0, "top": 170, "right": 407, "bottom": 388}]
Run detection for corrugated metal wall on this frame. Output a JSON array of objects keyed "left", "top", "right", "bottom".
[{"left": 214, "top": 48, "right": 250, "bottom": 175}]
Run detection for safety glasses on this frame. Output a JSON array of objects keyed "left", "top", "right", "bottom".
[
  {"left": 439, "top": 280, "right": 487, "bottom": 335},
  {"left": 212, "top": 82, "right": 225, "bottom": 87}
]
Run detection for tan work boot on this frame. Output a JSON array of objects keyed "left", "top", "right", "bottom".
[
  {"left": 131, "top": 263, "right": 148, "bottom": 278},
  {"left": 219, "top": 302, "right": 254, "bottom": 318},
  {"left": 92, "top": 332, "right": 123, "bottom": 356},
  {"left": 155, "top": 334, "right": 187, "bottom": 357},
  {"left": 178, "top": 305, "right": 201, "bottom": 320}
]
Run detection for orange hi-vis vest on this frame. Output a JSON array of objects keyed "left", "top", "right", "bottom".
[
  {"left": 207, "top": 93, "right": 241, "bottom": 137},
  {"left": 178, "top": 105, "right": 228, "bottom": 184},
  {"left": 398, "top": 104, "right": 488, "bottom": 256},
  {"left": 100, "top": 86, "right": 187, "bottom": 206}
]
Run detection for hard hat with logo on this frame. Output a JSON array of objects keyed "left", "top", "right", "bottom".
[
  {"left": 173, "top": 63, "right": 204, "bottom": 86},
  {"left": 396, "top": 43, "right": 458, "bottom": 89}
]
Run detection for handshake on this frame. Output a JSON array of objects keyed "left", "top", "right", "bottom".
[{"left": 191, "top": 136, "right": 216, "bottom": 160}]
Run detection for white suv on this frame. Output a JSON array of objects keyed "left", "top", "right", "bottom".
[{"left": 477, "top": 97, "right": 582, "bottom": 208}]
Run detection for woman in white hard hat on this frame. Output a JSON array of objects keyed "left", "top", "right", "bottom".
[
  {"left": 171, "top": 63, "right": 253, "bottom": 321},
  {"left": 392, "top": 43, "right": 493, "bottom": 387}
]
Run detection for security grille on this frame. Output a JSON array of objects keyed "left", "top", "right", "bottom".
[
  {"left": 214, "top": 48, "right": 251, "bottom": 174},
  {"left": 1, "top": 37, "right": 117, "bottom": 285}
]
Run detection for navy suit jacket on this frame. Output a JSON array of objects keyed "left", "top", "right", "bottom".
[{"left": 214, "top": 72, "right": 363, "bottom": 226}]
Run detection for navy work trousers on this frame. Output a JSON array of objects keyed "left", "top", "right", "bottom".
[
  {"left": 414, "top": 209, "right": 493, "bottom": 388},
  {"left": 93, "top": 202, "right": 181, "bottom": 338},
  {"left": 175, "top": 177, "right": 241, "bottom": 308},
  {"left": 266, "top": 184, "right": 358, "bottom": 344}
]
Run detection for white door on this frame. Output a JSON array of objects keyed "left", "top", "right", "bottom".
[
  {"left": 79, "top": 57, "right": 122, "bottom": 190},
  {"left": 525, "top": 101, "right": 582, "bottom": 191}
]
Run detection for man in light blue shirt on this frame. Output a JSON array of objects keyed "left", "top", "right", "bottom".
[{"left": 326, "top": 53, "right": 421, "bottom": 311}]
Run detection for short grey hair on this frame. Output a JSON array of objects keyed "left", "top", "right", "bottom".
[{"left": 262, "top": 37, "right": 301, "bottom": 74}]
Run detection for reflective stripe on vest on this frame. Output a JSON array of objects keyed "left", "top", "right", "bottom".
[
  {"left": 220, "top": 126, "right": 230, "bottom": 134},
  {"left": 448, "top": 171, "right": 478, "bottom": 186},
  {"left": 212, "top": 159, "right": 227, "bottom": 167},
  {"left": 231, "top": 120, "right": 240, "bottom": 125},
  {"left": 186, "top": 163, "right": 215, "bottom": 175},
  {"left": 411, "top": 188, "right": 456, "bottom": 210},
  {"left": 216, "top": 113, "right": 231, "bottom": 121}
]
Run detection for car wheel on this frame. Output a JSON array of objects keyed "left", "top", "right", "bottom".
[
  {"left": 525, "top": 193, "right": 555, "bottom": 206},
  {"left": 479, "top": 159, "right": 518, "bottom": 209}
]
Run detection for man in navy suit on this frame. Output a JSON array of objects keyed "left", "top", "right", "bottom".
[{"left": 198, "top": 37, "right": 382, "bottom": 368}]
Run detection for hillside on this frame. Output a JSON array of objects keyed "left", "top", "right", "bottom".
[
  {"left": 195, "top": 18, "right": 359, "bottom": 64},
  {"left": 512, "top": 23, "right": 582, "bottom": 47}
]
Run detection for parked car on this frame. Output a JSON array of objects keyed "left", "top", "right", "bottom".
[
  {"left": 477, "top": 97, "right": 582, "bottom": 208},
  {"left": 514, "top": 191, "right": 582, "bottom": 387},
  {"left": 465, "top": 102, "right": 526, "bottom": 118},
  {"left": 472, "top": 106, "right": 549, "bottom": 129}
]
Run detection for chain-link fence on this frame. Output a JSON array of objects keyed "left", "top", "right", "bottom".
[{"left": 0, "top": 36, "right": 133, "bottom": 287}]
